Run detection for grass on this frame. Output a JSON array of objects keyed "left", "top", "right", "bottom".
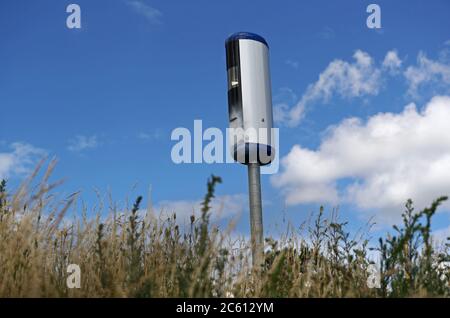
[{"left": 0, "top": 160, "right": 449, "bottom": 297}]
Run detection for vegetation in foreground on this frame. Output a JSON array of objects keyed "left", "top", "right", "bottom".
[{"left": 0, "top": 161, "right": 449, "bottom": 297}]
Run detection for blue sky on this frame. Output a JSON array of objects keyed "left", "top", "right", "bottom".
[{"left": 1, "top": 0, "right": 450, "bottom": 242}]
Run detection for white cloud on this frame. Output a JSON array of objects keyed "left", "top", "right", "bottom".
[
  {"left": 155, "top": 194, "right": 247, "bottom": 224},
  {"left": 285, "top": 59, "right": 299, "bottom": 69},
  {"left": 273, "top": 103, "right": 290, "bottom": 123},
  {"left": 137, "top": 130, "right": 162, "bottom": 141},
  {"left": 274, "top": 87, "right": 298, "bottom": 104},
  {"left": 125, "top": 0, "right": 162, "bottom": 24},
  {"left": 275, "top": 48, "right": 450, "bottom": 127},
  {"left": 272, "top": 96, "right": 450, "bottom": 224},
  {"left": 404, "top": 52, "right": 450, "bottom": 97},
  {"left": 0, "top": 142, "right": 46, "bottom": 179},
  {"left": 278, "top": 50, "right": 391, "bottom": 127},
  {"left": 273, "top": 87, "right": 297, "bottom": 123},
  {"left": 67, "top": 135, "right": 98, "bottom": 152},
  {"left": 382, "top": 50, "right": 402, "bottom": 74}
]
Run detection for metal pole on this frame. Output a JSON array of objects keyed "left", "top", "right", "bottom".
[{"left": 247, "top": 162, "right": 264, "bottom": 268}]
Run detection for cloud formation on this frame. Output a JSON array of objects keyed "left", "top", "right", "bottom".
[
  {"left": 275, "top": 48, "right": 450, "bottom": 127},
  {"left": 272, "top": 96, "right": 450, "bottom": 224},
  {"left": 0, "top": 142, "right": 46, "bottom": 179},
  {"left": 125, "top": 0, "right": 162, "bottom": 24},
  {"left": 137, "top": 130, "right": 162, "bottom": 142},
  {"left": 67, "top": 135, "right": 98, "bottom": 152},
  {"left": 276, "top": 50, "right": 398, "bottom": 127},
  {"left": 382, "top": 50, "right": 402, "bottom": 74},
  {"left": 285, "top": 59, "right": 300, "bottom": 69},
  {"left": 404, "top": 52, "right": 450, "bottom": 97}
]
